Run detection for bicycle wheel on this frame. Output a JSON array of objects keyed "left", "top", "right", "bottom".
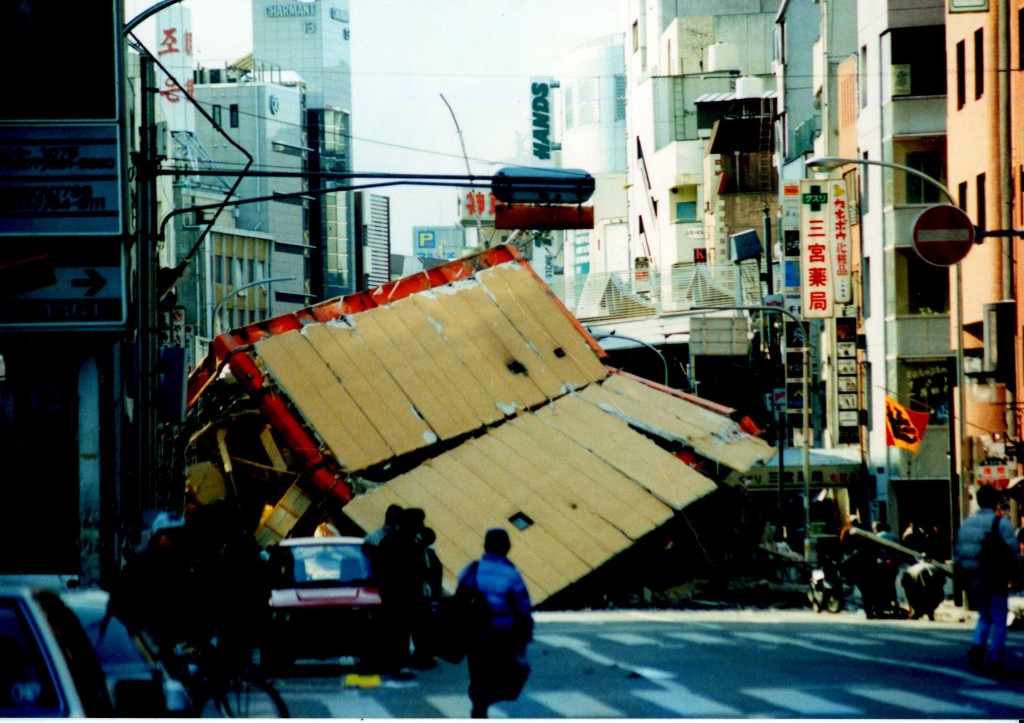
[{"left": 216, "top": 676, "right": 289, "bottom": 718}]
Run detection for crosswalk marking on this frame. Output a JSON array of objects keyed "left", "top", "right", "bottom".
[
  {"left": 847, "top": 686, "right": 982, "bottom": 715},
  {"left": 741, "top": 687, "right": 863, "bottom": 715},
  {"left": 599, "top": 632, "right": 661, "bottom": 646},
  {"left": 802, "top": 632, "right": 881, "bottom": 646},
  {"left": 866, "top": 631, "right": 950, "bottom": 647},
  {"left": 734, "top": 631, "right": 793, "bottom": 646},
  {"left": 425, "top": 694, "right": 508, "bottom": 718},
  {"left": 324, "top": 691, "right": 392, "bottom": 718},
  {"left": 959, "top": 688, "right": 1024, "bottom": 708},
  {"left": 665, "top": 631, "right": 734, "bottom": 645},
  {"left": 635, "top": 686, "right": 741, "bottom": 716},
  {"left": 529, "top": 691, "right": 623, "bottom": 717}
]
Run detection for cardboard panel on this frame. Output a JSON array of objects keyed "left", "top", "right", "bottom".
[
  {"left": 454, "top": 284, "right": 567, "bottom": 399},
  {"left": 478, "top": 264, "right": 607, "bottom": 387},
  {"left": 501, "top": 415, "right": 669, "bottom": 538},
  {"left": 388, "top": 295, "right": 504, "bottom": 427},
  {"left": 438, "top": 285, "right": 552, "bottom": 408},
  {"left": 442, "top": 441, "right": 596, "bottom": 576},
  {"left": 424, "top": 454, "right": 564, "bottom": 597},
  {"left": 466, "top": 428, "right": 630, "bottom": 560},
  {"left": 408, "top": 291, "right": 526, "bottom": 414},
  {"left": 536, "top": 394, "right": 717, "bottom": 509},
  {"left": 592, "top": 375, "right": 774, "bottom": 473},
  {"left": 304, "top": 323, "right": 434, "bottom": 456},
  {"left": 348, "top": 308, "right": 468, "bottom": 440},
  {"left": 256, "top": 331, "right": 391, "bottom": 470}
]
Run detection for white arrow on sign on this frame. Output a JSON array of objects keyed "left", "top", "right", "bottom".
[{"left": 10, "top": 266, "right": 121, "bottom": 300}]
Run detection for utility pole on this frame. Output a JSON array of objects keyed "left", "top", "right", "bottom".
[{"left": 135, "top": 55, "right": 159, "bottom": 515}]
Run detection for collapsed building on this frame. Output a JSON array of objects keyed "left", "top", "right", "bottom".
[{"left": 183, "top": 246, "right": 776, "bottom": 608}]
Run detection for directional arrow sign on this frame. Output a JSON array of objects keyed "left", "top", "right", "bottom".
[
  {"left": 70, "top": 268, "right": 108, "bottom": 297},
  {"left": 912, "top": 204, "right": 975, "bottom": 266}
]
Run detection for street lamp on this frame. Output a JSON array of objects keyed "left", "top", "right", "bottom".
[
  {"left": 805, "top": 155, "right": 968, "bottom": 544},
  {"left": 213, "top": 276, "right": 298, "bottom": 335},
  {"left": 588, "top": 331, "right": 669, "bottom": 387},
  {"left": 690, "top": 304, "right": 813, "bottom": 559}
]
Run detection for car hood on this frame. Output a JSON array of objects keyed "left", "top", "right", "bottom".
[{"left": 270, "top": 586, "right": 381, "bottom": 609}]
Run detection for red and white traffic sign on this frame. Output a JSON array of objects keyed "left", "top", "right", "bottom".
[{"left": 912, "top": 204, "right": 975, "bottom": 266}]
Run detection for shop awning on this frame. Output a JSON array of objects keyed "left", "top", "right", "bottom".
[{"left": 723, "top": 447, "right": 863, "bottom": 491}]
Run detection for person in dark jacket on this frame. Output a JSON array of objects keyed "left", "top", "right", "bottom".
[
  {"left": 457, "top": 528, "right": 533, "bottom": 718},
  {"left": 954, "top": 484, "right": 1021, "bottom": 677}
]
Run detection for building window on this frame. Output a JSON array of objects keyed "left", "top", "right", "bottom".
[
  {"left": 974, "top": 28, "right": 984, "bottom": 99},
  {"left": 211, "top": 104, "right": 222, "bottom": 126},
  {"left": 859, "top": 45, "right": 868, "bottom": 109},
  {"left": 675, "top": 201, "right": 697, "bottom": 222},
  {"left": 959, "top": 181, "right": 968, "bottom": 212},
  {"left": 861, "top": 151, "right": 869, "bottom": 215},
  {"left": 977, "top": 173, "right": 986, "bottom": 230},
  {"left": 1019, "top": 9, "right": 1024, "bottom": 70},
  {"left": 614, "top": 75, "right": 626, "bottom": 121},
  {"left": 956, "top": 40, "right": 966, "bottom": 109},
  {"left": 229, "top": 103, "right": 239, "bottom": 128},
  {"left": 889, "top": 26, "right": 946, "bottom": 96},
  {"left": 862, "top": 256, "right": 870, "bottom": 319},
  {"left": 898, "top": 249, "right": 949, "bottom": 315},
  {"left": 904, "top": 151, "right": 943, "bottom": 204}
]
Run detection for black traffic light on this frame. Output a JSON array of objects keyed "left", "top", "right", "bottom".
[{"left": 491, "top": 167, "right": 595, "bottom": 205}]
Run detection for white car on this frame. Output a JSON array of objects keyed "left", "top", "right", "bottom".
[
  {"left": 0, "top": 586, "right": 113, "bottom": 717},
  {"left": 61, "top": 589, "right": 194, "bottom": 716}
]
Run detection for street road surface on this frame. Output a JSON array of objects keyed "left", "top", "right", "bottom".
[{"left": 272, "top": 609, "right": 1024, "bottom": 718}]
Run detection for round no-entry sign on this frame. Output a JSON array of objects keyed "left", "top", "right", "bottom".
[{"left": 912, "top": 204, "right": 975, "bottom": 266}]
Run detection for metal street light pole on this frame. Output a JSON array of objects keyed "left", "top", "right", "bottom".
[
  {"left": 805, "top": 155, "right": 967, "bottom": 544},
  {"left": 213, "top": 276, "right": 298, "bottom": 335},
  {"left": 589, "top": 331, "right": 669, "bottom": 387},
  {"left": 690, "top": 304, "right": 812, "bottom": 559}
]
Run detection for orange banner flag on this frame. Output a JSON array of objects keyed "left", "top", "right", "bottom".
[{"left": 884, "top": 396, "right": 930, "bottom": 454}]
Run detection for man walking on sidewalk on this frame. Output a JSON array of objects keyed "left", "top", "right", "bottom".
[{"left": 954, "top": 484, "right": 1021, "bottom": 678}]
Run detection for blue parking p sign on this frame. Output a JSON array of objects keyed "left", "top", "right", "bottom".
[{"left": 417, "top": 230, "right": 436, "bottom": 249}]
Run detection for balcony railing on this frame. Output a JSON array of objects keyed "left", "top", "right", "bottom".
[{"left": 550, "top": 260, "right": 764, "bottom": 323}]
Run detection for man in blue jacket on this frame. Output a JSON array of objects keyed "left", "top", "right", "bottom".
[
  {"left": 954, "top": 484, "right": 1021, "bottom": 677},
  {"left": 457, "top": 528, "right": 533, "bottom": 718}
]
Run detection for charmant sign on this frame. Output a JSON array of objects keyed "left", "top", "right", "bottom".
[{"left": 265, "top": 4, "right": 316, "bottom": 18}]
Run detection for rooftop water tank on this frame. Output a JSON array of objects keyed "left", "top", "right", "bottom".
[
  {"left": 735, "top": 76, "right": 766, "bottom": 99},
  {"left": 707, "top": 42, "right": 739, "bottom": 74}
]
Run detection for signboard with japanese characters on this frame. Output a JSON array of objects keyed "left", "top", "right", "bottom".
[
  {"left": 781, "top": 182, "right": 802, "bottom": 318},
  {"left": 460, "top": 188, "right": 501, "bottom": 223},
  {"left": 835, "top": 316, "right": 859, "bottom": 444},
  {"left": 0, "top": 0, "right": 127, "bottom": 329},
  {"left": 828, "top": 180, "right": 851, "bottom": 304},
  {"left": 157, "top": 6, "right": 196, "bottom": 134},
  {"left": 799, "top": 179, "right": 834, "bottom": 319}
]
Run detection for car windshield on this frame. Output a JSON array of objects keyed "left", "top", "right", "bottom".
[
  {"left": 0, "top": 599, "right": 62, "bottom": 715},
  {"left": 278, "top": 545, "right": 372, "bottom": 587}
]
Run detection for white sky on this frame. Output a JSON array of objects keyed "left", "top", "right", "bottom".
[{"left": 125, "top": 0, "right": 627, "bottom": 253}]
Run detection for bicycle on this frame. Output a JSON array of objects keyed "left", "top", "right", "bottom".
[{"left": 163, "top": 637, "right": 289, "bottom": 718}]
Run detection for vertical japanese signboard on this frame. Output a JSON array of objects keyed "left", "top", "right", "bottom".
[
  {"left": 781, "top": 182, "right": 802, "bottom": 319},
  {"left": 828, "top": 179, "right": 851, "bottom": 304},
  {"left": 799, "top": 179, "right": 834, "bottom": 319},
  {"left": 835, "top": 316, "right": 859, "bottom": 444}
]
